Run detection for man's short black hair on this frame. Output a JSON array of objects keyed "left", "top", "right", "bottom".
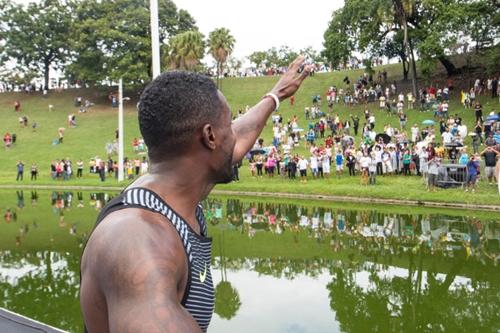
[{"left": 139, "top": 71, "right": 222, "bottom": 161}]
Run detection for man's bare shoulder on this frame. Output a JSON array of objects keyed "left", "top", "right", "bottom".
[{"left": 81, "top": 208, "right": 187, "bottom": 293}]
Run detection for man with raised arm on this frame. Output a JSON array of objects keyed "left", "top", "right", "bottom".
[{"left": 80, "top": 56, "right": 312, "bottom": 333}]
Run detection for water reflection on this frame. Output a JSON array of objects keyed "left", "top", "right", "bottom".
[
  {"left": 0, "top": 191, "right": 498, "bottom": 333},
  {"left": 205, "top": 199, "right": 499, "bottom": 266}
]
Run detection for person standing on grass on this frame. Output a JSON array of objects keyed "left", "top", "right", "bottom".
[
  {"left": 310, "top": 153, "right": 319, "bottom": 179},
  {"left": 368, "top": 152, "right": 377, "bottom": 185},
  {"left": 30, "top": 163, "right": 38, "bottom": 181},
  {"left": 351, "top": 115, "right": 359, "bottom": 136},
  {"left": 335, "top": 150, "right": 344, "bottom": 177},
  {"left": 382, "top": 148, "right": 393, "bottom": 175},
  {"left": 427, "top": 157, "right": 440, "bottom": 192},
  {"left": 480, "top": 146, "right": 500, "bottom": 185},
  {"left": 474, "top": 102, "right": 483, "bottom": 123},
  {"left": 80, "top": 58, "right": 312, "bottom": 332},
  {"left": 346, "top": 151, "right": 356, "bottom": 176},
  {"left": 298, "top": 156, "right": 309, "bottom": 182},
  {"left": 360, "top": 152, "right": 370, "bottom": 185},
  {"left": 16, "top": 161, "right": 24, "bottom": 181},
  {"left": 403, "top": 150, "right": 412, "bottom": 176},
  {"left": 77, "top": 160, "right": 84, "bottom": 178},
  {"left": 466, "top": 154, "right": 481, "bottom": 192},
  {"left": 374, "top": 146, "right": 383, "bottom": 175},
  {"left": 256, "top": 154, "right": 263, "bottom": 177},
  {"left": 288, "top": 155, "right": 297, "bottom": 179}
]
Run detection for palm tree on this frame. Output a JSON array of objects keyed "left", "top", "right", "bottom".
[
  {"left": 214, "top": 229, "right": 241, "bottom": 320},
  {"left": 207, "top": 27, "right": 235, "bottom": 89},
  {"left": 167, "top": 31, "right": 205, "bottom": 71}
]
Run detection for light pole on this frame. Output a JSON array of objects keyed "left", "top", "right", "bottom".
[
  {"left": 118, "top": 78, "right": 124, "bottom": 181},
  {"left": 150, "top": 0, "right": 160, "bottom": 79}
]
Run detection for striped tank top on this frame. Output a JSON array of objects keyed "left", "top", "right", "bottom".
[{"left": 89, "top": 187, "right": 214, "bottom": 332}]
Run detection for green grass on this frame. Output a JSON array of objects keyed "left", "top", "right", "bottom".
[{"left": 0, "top": 62, "right": 499, "bottom": 206}]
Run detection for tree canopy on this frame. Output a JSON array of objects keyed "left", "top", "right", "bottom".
[
  {"left": 323, "top": 0, "right": 500, "bottom": 78},
  {"left": 66, "top": 0, "right": 198, "bottom": 86},
  {"left": 208, "top": 27, "right": 235, "bottom": 88},
  {"left": 0, "top": 0, "right": 72, "bottom": 89}
]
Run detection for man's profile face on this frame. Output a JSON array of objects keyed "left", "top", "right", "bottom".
[{"left": 214, "top": 92, "right": 236, "bottom": 184}]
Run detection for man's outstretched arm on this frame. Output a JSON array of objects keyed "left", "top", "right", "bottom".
[{"left": 231, "top": 56, "right": 312, "bottom": 163}]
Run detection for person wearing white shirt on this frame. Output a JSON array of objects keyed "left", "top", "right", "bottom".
[
  {"left": 368, "top": 153, "right": 377, "bottom": 184},
  {"left": 407, "top": 92, "right": 414, "bottom": 109},
  {"left": 411, "top": 124, "right": 419, "bottom": 143},
  {"left": 382, "top": 149, "right": 393, "bottom": 174},
  {"left": 298, "top": 157, "right": 309, "bottom": 182},
  {"left": 398, "top": 93, "right": 404, "bottom": 103},
  {"left": 397, "top": 101, "right": 404, "bottom": 113},
  {"left": 385, "top": 125, "right": 394, "bottom": 137},
  {"left": 360, "top": 152, "right": 370, "bottom": 185},
  {"left": 379, "top": 96, "right": 386, "bottom": 110},
  {"left": 321, "top": 154, "right": 331, "bottom": 178},
  {"left": 458, "top": 124, "right": 467, "bottom": 140},
  {"left": 369, "top": 115, "right": 376, "bottom": 130},
  {"left": 442, "top": 129, "right": 453, "bottom": 145},
  {"left": 310, "top": 154, "right": 319, "bottom": 178}
]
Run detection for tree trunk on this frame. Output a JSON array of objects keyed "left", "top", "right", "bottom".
[
  {"left": 44, "top": 60, "right": 50, "bottom": 90},
  {"left": 408, "top": 37, "right": 418, "bottom": 97},
  {"left": 438, "top": 56, "right": 458, "bottom": 76},
  {"left": 400, "top": 55, "right": 409, "bottom": 81},
  {"left": 215, "top": 62, "right": 219, "bottom": 89}
]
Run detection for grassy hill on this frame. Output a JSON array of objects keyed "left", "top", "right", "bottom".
[{"left": 0, "top": 62, "right": 499, "bottom": 206}]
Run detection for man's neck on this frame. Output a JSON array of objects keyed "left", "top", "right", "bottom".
[{"left": 130, "top": 158, "right": 214, "bottom": 234}]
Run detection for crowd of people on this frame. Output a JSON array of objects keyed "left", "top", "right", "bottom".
[
  {"left": 241, "top": 74, "right": 500, "bottom": 192},
  {"left": 3, "top": 71, "right": 500, "bottom": 192}
]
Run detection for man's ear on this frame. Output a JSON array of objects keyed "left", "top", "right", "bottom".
[{"left": 201, "top": 123, "right": 216, "bottom": 150}]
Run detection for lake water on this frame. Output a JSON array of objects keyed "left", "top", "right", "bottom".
[{"left": 0, "top": 190, "right": 498, "bottom": 333}]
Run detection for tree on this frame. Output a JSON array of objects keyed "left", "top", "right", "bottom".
[
  {"left": 208, "top": 27, "right": 235, "bottom": 89},
  {"left": 166, "top": 30, "right": 205, "bottom": 71},
  {"left": 0, "top": 0, "right": 72, "bottom": 90},
  {"left": 248, "top": 51, "right": 267, "bottom": 70},
  {"left": 322, "top": 8, "right": 354, "bottom": 70},
  {"left": 67, "top": 0, "right": 198, "bottom": 86},
  {"left": 323, "top": 0, "right": 497, "bottom": 81},
  {"left": 393, "top": 0, "right": 417, "bottom": 96}
]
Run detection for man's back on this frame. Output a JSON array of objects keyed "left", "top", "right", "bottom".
[{"left": 81, "top": 188, "right": 212, "bottom": 333}]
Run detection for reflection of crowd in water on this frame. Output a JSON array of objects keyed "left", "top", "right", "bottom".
[
  {"left": 2, "top": 191, "right": 116, "bottom": 247},
  {"left": 205, "top": 198, "right": 499, "bottom": 265}
]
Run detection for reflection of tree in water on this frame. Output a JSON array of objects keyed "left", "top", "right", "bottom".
[
  {"left": 218, "top": 198, "right": 499, "bottom": 267},
  {"left": 326, "top": 246, "right": 499, "bottom": 333},
  {"left": 214, "top": 228, "right": 241, "bottom": 320},
  {"left": 0, "top": 250, "right": 82, "bottom": 332}
]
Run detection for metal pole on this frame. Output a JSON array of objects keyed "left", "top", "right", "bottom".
[
  {"left": 150, "top": 0, "right": 161, "bottom": 79},
  {"left": 118, "top": 78, "right": 124, "bottom": 182}
]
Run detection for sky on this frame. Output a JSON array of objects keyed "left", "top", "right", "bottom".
[
  {"left": 16, "top": 0, "right": 344, "bottom": 60},
  {"left": 173, "top": 0, "right": 344, "bottom": 59}
]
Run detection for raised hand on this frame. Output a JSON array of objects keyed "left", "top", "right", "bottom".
[{"left": 270, "top": 55, "right": 313, "bottom": 101}]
